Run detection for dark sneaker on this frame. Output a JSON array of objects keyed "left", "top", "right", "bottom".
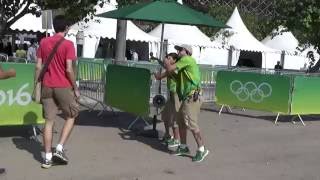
[
  {"left": 53, "top": 150, "right": 68, "bottom": 165},
  {"left": 192, "top": 149, "right": 210, "bottom": 162},
  {"left": 41, "top": 159, "right": 53, "bottom": 169},
  {"left": 167, "top": 139, "right": 180, "bottom": 148},
  {"left": 173, "top": 146, "right": 190, "bottom": 156},
  {"left": 0, "top": 168, "right": 6, "bottom": 175}
]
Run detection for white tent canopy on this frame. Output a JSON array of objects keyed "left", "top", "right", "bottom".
[
  {"left": 212, "top": 7, "right": 280, "bottom": 69},
  {"left": 10, "top": 13, "right": 54, "bottom": 34},
  {"left": 68, "top": 3, "right": 159, "bottom": 58},
  {"left": 199, "top": 47, "right": 230, "bottom": 66},
  {"left": 214, "top": 7, "right": 278, "bottom": 53},
  {"left": 149, "top": 24, "right": 212, "bottom": 47},
  {"left": 261, "top": 27, "right": 313, "bottom": 70},
  {"left": 262, "top": 27, "right": 299, "bottom": 52},
  {"left": 149, "top": 24, "right": 217, "bottom": 60},
  {"left": 70, "top": 18, "right": 159, "bottom": 43}
]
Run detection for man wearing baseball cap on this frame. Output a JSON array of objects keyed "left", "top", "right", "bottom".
[{"left": 155, "top": 44, "right": 209, "bottom": 162}]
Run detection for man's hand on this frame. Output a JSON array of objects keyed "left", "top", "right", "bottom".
[
  {"left": 74, "top": 88, "right": 80, "bottom": 99},
  {"left": 7, "top": 69, "right": 16, "bottom": 78},
  {"left": 154, "top": 72, "right": 162, "bottom": 80},
  {"left": 164, "top": 58, "right": 171, "bottom": 68}
]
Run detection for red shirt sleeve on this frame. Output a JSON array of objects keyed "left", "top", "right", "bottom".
[{"left": 65, "top": 41, "right": 76, "bottom": 61}]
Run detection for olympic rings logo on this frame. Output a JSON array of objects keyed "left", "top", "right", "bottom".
[{"left": 229, "top": 80, "right": 272, "bottom": 103}]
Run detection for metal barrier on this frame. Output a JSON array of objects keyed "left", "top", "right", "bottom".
[
  {"left": 77, "top": 59, "right": 111, "bottom": 115},
  {"left": 200, "top": 65, "right": 216, "bottom": 102},
  {"left": 77, "top": 59, "right": 218, "bottom": 115}
]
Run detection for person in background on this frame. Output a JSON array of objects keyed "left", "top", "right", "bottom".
[
  {"left": 132, "top": 50, "right": 139, "bottom": 61},
  {"left": 5, "top": 42, "right": 12, "bottom": 57},
  {"left": 274, "top": 61, "right": 283, "bottom": 70},
  {"left": 15, "top": 45, "right": 27, "bottom": 58},
  {"left": 149, "top": 52, "right": 158, "bottom": 63},
  {"left": 161, "top": 53, "right": 181, "bottom": 148},
  {"left": 0, "top": 42, "right": 4, "bottom": 53},
  {"left": 126, "top": 49, "right": 132, "bottom": 60},
  {"left": 23, "top": 43, "right": 28, "bottom": 51},
  {"left": 27, "top": 40, "right": 37, "bottom": 62}
]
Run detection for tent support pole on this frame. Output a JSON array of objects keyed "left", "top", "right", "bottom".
[{"left": 137, "top": 24, "right": 165, "bottom": 138}]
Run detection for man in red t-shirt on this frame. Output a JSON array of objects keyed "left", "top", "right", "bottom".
[{"left": 35, "top": 15, "right": 79, "bottom": 169}]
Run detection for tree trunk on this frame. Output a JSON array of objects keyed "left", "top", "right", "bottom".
[
  {"left": 114, "top": 19, "right": 127, "bottom": 63},
  {"left": 0, "top": 21, "right": 8, "bottom": 38},
  {"left": 0, "top": 5, "right": 5, "bottom": 38}
]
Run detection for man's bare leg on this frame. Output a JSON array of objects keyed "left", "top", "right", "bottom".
[
  {"left": 58, "top": 117, "right": 75, "bottom": 145},
  {"left": 191, "top": 129, "right": 204, "bottom": 148},
  {"left": 43, "top": 119, "right": 55, "bottom": 153},
  {"left": 53, "top": 117, "right": 75, "bottom": 164}
]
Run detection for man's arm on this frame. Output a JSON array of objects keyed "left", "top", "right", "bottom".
[
  {"left": 164, "top": 60, "right": 177, "bottom": 73},
  {"left": 34, "top": 57, "right": 42, "bottom": 82},
  {"left": 0, "top": 65, "right": 16, "bottom": 79},
  {"left": 154, "top": 56, "right": 181, "bottom": 80},
  {"left": 154, "top": 70, "right": 169, "bottom": 80},
  {"left": 66, "top": 59, "right": 80, "bottom": 98}
]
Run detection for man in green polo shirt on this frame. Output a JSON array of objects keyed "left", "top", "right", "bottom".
[
  {"left": 155, "top": 44, "right": 209, "bottom": 162},
  {"left": 161, "top": 53, "right": 180, "bottom": 148}
]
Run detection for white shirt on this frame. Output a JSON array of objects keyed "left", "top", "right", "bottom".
[
  {"left": 132, "top": 52, "right": 138, "bottom": 61},
  {"left": 27, "top": 45, "right": 37, "bottom": 62}
]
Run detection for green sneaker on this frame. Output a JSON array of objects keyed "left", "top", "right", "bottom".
[
  {"left": 192, "top": 149, "right": 210, "bottom": 162},
  {"left": 167, "top": 139, "right": 180, "bottom": 148},
  {"left": 161, "top": 135, "right": 172, "bottom": 144},
  {"left": 173, "top": 146, "right": 190, "bottom": 156}
]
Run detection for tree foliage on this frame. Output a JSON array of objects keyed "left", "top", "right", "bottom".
[
  {"left": 273, "top": 0, "right": 320, "bottom": 50},
  {"left": 0, "top": 0, "right": 108, "bottom": 36},
  {"left": 197, "top": 3, "right": 274, "bottom": 40},
  {"left": 271, "top": 0, "right": 320, "bottom": 71}
]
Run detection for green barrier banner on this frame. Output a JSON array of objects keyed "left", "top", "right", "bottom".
[
  {"left": 0, "top": 63, "right": 44, "bottom": 126},
  {"left": 105, "top": 65, "right": 150, "bottom": 116},
  {"left": 291, "top": 76, "right": 320, "bottom": 114},
  {"left": 215, "top": 71, "right": 291, "bottom": 113}
]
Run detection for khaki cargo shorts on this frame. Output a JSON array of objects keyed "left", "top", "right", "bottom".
[
  {"left": 161, "top": 92, "right": 180, "bottom": 127},
  {"left": 177, "top": 96, "right": 203, "bottom": 131},
  {"left": 41, "top": 86, "right": 79, "bottom": 120}
]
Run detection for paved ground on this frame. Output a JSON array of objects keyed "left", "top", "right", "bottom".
[{"left": 1, "top": 103, "right": 320, "bottom": 180}]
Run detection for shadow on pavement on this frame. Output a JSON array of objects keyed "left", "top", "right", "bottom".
[
  {"left": 202, "top": 106, "right": 320, "bottom": 123},
  {"left": 0, "top": 126, "right": 35, "bottom": 138},
  {"left": 76, "top": 109, "right": 171, "bottom": 153},
  {"left": 75, "top": 109, "right": 162, "bottom": 130},
  {"left": 118, "top": 128, "right": 171, "bottom": 154},
  {"left": 12, "top": 137, "right": 43, "bottom": 163}
]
